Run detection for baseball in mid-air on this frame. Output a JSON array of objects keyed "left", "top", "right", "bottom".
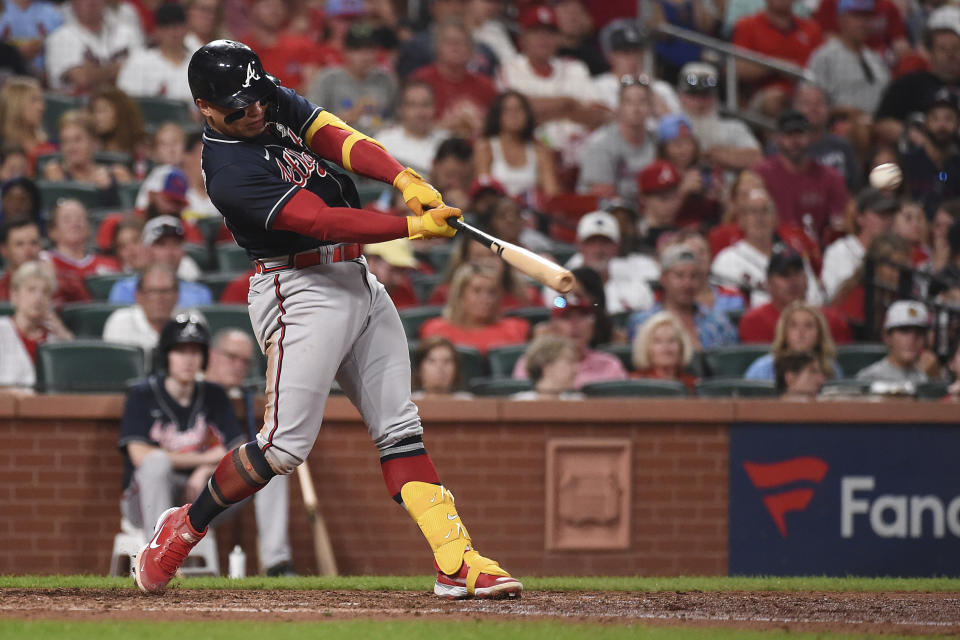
[{"left": 869, "top": 163, "right": 903, "bottom": 190}]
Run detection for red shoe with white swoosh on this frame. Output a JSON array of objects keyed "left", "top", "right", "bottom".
[
  {"left": 134, "top": 504, "right": 205, "bottom": 594},
  {"left": 433, "top": 549, "right": 523, "bottom": 600}
]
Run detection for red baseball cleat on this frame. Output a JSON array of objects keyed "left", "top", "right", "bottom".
[
  {"left": 134, "top": 504, "right": 205, "bottom": 594},
  {"left": 433, "top": 549, "right": 523, "bottom": 600}
]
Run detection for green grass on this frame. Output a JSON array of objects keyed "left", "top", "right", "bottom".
[
  {"left": 3, "top": 574, "right": 960, "bottom": 592},
  {"left": 0, "top": 620, "right": 931, "bottom": 640}
]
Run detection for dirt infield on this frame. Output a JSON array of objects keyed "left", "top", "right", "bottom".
[{"left": 2, "top": 588, "right": 960, "bottom": 635}]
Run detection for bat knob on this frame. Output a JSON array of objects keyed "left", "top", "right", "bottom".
[{"left": 553, "top": 272, "right": 575, "bottom": 293}]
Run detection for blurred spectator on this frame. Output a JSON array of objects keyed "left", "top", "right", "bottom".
[
  {"left": 307, "top": 21, "right": 396, "bottom": 132},
  {"left": 553, "top": 0, "right": 606, "bottom": 75},
  {"left": 856, "top": 300, "right": 930, "bottom": 385},
  {"left": 893, "top": 200, "right": 932, "bottom": 267},
  {"left": 102, "top": 263, "right": 179, "bottom": 360},
  {"left": 0, "top": 176, "right": 42, "bottom": 227},
  {"left": 429, "top": 234, "right": 541, "bottom": 309},
  {"left": 239, "top": 0, "right": 322, "bottom": 92},
  {"left": 813, "top": 0, "right": 909, "bottom": 62},
  {"left": 754, "top": 110, "right": 850, "bottom": 241},
  {"left": 377, "top": 82, "right": 448, "bottom": 177},
  {"left": 822, "top": 188, "right": 898, "bottom": 300},
  {"left": 929, "top": 199, "right": 960, "bottom": 273},
  {"left": 46, "top": 199, "right": 120, "bottom": 292},
  {"left": 745, "top": 301, "right": 841, "bottom": 380},
  {"left": 151, "top": 123, "right": 187, "bottom": 171},
  {"left": 0, "top": 261, "right": 72, "bottom": 390},
  {"left": 428, "top": 137, "right": 474, "bottom": 209},
  {"left": 363, "top": 239, "right": 418, "bottom": 309},
  {"left": 42, "top": 111, "right": 131, "bottom": 208},
  {"left": 628, "top": 244, "right": 738, "bottom": 350},
  {"left": 656, "top": 114, "right": 724, "bottom": 229},
  {"left": 724, "top": 0, "right": 811, "bottom": 34},
  {"left": 181, "top": 132, "right": 221, "bottom": 221},
  {"left": 396, "top": 0, "right": 496, "bottom": 79},
  {"left": 0, "top": 218, "right": 86, "bottom": 304},
  {"left": 774, "top": 350, "right": 825, "bottom": 399},
  {"left": 875, "top": 17, "right": 960, "bottom": 145},
  {"left": 677, "top": 62, "right": 762, "bottom": 171},
  {"left": 110, "top": 216, "right": 146, "bottom": 272},
  {"left": 513, "top": 283, "right": 628, "bottom": 388},
  {"left": 184, "top": 0, "right": 224, "bottom": 52},
  {"left": 512, "top": 334, "right": 583, "bottom": 400},
  {"left": 0, "top": 149, "right": 29, "bottom": 183},
  {"left": 738, "top": 247, "right": 852, "bottom": 343},
  {"left": 475, "top": 91, "right": 560, "bottom": 201},
  {"left": 829, "top": 231, "right": 911, "bottom": 330},
  {"left": 0, "top": 0, "right": 64, "bottom": 76},
  {"left": 630, "top": 310, "right": 697, "bottom": 391},
  {"left": 117, "top": 3, "right": 193, "bottom": 102},
  {"left": 577, "top": 78, "right": 656, "bottom": 203},
  {"left": 667, "top": 229, "right": 745, "bottom": 314},
  {"left": 732, "top": 0, "right": 823, "bottom": 114},
  {"left": 89, "top": 87, "right": 147, "bottom": 159},
  {"left": 108, "top": 216, "right": 212, "bottom": 306},
  {"left": 44, "top": 0, "right": 141, "bottom": 93},
  {"left": 464, "top": 0, "right": 515, "bottom": 67},
  {"left": 477, "top": 194, "right": 553, "bottom": 254},
  {"left": 566, "top": 210, "right": 656, "bottom": 314},
  {"left": 807, "top": 0, "right": 890, "bottom": 115},
  {"left": 947, "top": 339, "right": 960, "bottom": 399},
  {"left": 410, "top": 335, "right": 469, "bottom": 399},
  {"left": 792, "top": 82, "right": 861, "bottom": 191},
  {"left": 0, "top": 77, "right": 56, "bottom": 174},
  {"left": 420, "top": 263, "right": 529, "bottom": 354},
  {"left": 205, "top": 330, "right": 255, "bottom": 396},
  {"left": 649, "top": 0, "right": 719, "bottom": 82},
  {"left": 497, "top": 5, "right": 608, "bottom": 155},
  {"left": 635, "top": 160, "right": 684, "bottom": 252},
  {"left": 594, "top": 19, "right": 680, "bottom": 115},
  {"left": 901, "top": 88, "right": 960, "bottom": 218},
  {"left": 410, "top": 19, "right": 498, "bottom": 138}
]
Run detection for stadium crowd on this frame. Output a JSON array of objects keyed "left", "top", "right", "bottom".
[{"left": 0, "top": 0, "right": 959, "bottom": 403}]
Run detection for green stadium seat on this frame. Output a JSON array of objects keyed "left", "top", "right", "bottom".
[
  {"left": 487, "top": 344, "right": 526, "bottom": 378},
  {"left": 198, "top": 272, "right": 246, "bottom": 301},
  {"left": 915, "top": 381, "right": 949, "bottom": 400},
  {"left": 455, "top": 345, "right": 488, "bottom": 385},
  {"left": 43, "top": 93, "right": 83, "bottom": 140},
  {"left": 183, "top": 243, "right": 213, "bottom": 272},
  {"left": 399, "top": 306, "right": 443, "bottom": 340},
  {"left": 468, "top": 377, "right": 533, "bottom": 396},
  {"left": 84, "top": 273, "right": 127, "bottom": 301},
  {"left": 216, "top": 244, "right": 250, "bottom": 272},
  {"left": 93, "top": 151, "right": 133, "bottom": 169},
  {"left": 117, "top": 181, "right": 142, "bottom": 209},
  {"left": 134, "top": 96, "right": 192, "bottom": 128},
  {"left": 703, "top": 345, "right": 771, "bottom": 377},
  {"left": 695, "top": 378, "right": 778, "bottom": 398},
  {"left": 35, "top": 340, "right": 145, "bottom": 393},
  {"left": 35, "top": 180, "right": 103, "bottom": 210},
  {"left": 596, "top": 343, "right": 634, "bottom": 372},
  {"left": 608, "top": 311, "right": 632, "bottom": 331},
  {"left": 193, "top": 304, "right": 264, "bottom": 376},
  {"left": 354, "top": 179, "right": 387, "bottom": 206},
  {"left": 582, "top": 379, "right": 689, "bottom": 397},
  {"left": 409, "top": 272, "right": 444, "bottom": 303},
  {"left": 423, "top": 242, "right": 454, "bottom": 273},
  {"left": 0, "top": 301, "right": 13, "bottom": 316},
  {"left": 836, "top": 344, "right": 887, "bottom": 378},
  {"left": 194, "top": 216, "right": 227, "bottom": 245},
  {"left": 60, "top": 302, "right": 124, "bottom": 337},
  {"left": 550, "top": 243, "right": 577, "bottom": 265},
  {"left": 505, "top": 306, "right": 550, "bottom": 327}
]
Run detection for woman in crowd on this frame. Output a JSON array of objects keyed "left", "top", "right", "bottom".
[
  {"left": 410, "top": 335, "right": 469, "bottom": 399},
  {"left": 110, "top": 217, "right": 146, "bottom": 273},
  {"left": 893, "top": 199, "right": 931, "bottom": 267},
  {"left": 630, "top": 310, "right": 697, "bottom": 391},
  {"left": 745, "top": 301, "right": 840, "bottom": 381},
  {"left": 0, "top": 77, "right": 55, "bottom": 174},
  {"left": 477, "top": 194, "right": 554, "bottom": 254},
  {"left": 420, "top": 263, "right": 530, "bottom": 355},
  {"left": 511, "top": 334, "right": 583, "bottom": 400},
  {"left": 89, "top": 88, "right": 148, "bottom": 162},
  {"left": 473, "top": 91, "right": 560, "bottom": 203},
  {"left": 656, "top": 113, "right": 722, "bottom": 229}
]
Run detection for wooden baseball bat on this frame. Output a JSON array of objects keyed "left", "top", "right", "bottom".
[
  {"left": 296, "top": 463, "right": 338, "bottom": 576},
  {"left": 449, "top": 218, "right": 575, "bottom": 293}
]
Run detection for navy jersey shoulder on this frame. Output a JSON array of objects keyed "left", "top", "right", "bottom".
[{"left": 201, "top": 86, "right": 362, "bottom": 259}]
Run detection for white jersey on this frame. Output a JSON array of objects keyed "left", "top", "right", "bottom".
[
  {"left": 45, "top": 20, "right": 141, "bottom": 90},
  {"left": 711, "top": 239, "right": 824, "bottom": 307},
  {"left": 822, "top": 234, "right": 864, "bottom": 301},
  {"left": 0, "top": 317, "right": 37, "bottom": 390},
  {"left": 117, "top": 47, "right": 193, "bottom": 103},
  {"left": 562, "top": 252, "right": 659, "bottom": 314}
]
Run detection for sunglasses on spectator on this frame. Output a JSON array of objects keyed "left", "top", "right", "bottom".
[{"left": 619, "top": 74, "right": 651, "bottom": 89}]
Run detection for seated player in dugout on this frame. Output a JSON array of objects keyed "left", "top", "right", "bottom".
[{"left": 134, "top": 40, "right": 522, "bottom": 600}]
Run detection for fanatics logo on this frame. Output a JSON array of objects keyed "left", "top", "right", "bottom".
[{"left": 743, "top": 457, "right": 828, "bottom": 537}]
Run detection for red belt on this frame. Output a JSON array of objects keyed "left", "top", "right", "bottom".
[{"left": 253, "top": 244, "right": 362, "bottom": 274}]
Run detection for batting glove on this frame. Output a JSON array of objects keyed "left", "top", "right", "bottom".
[
  {"left": 407, "top": 206, "right": 462, "bottom": 240},
  {"left": 394, "top": 167, "right": 444, "bottom": 215}
]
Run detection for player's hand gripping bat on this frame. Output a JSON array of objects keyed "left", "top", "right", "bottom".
[
  {"left": 296, "top": 463, "right": 338, "bottom": 576},
  {"left": 448, "top": 218, "right": 575, "bottom": 293}
]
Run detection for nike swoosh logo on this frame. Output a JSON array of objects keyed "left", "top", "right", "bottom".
[
  {"left": 149, "top": 537, "right": 161, "bottom": 549},
  {"left": 447, "top": 514, "right": 459, "bottom": 520}
]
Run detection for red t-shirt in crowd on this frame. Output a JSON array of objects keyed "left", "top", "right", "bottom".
[
  {"left": 419, "top": 316, "right": 529, "bottom": 355},
  {"left": 754, "top": 155, "right": 849, "bottom": 242},
  {"left": 738, "top": 302, "right": 853, "bottom": 344},
  {"left": 0, "top": 269, "right": 89, "bottom": 305},
  {"left": 219, "top": 269, "right": 254, "bottom": 304},
  {"left": 732, "top": 12, "right": 823, "bottom": 85},
  {"left": 240, "top": 32, "right": 324, "bottom": 92},
  {"left": 409, "top": 65, "right": 498, "bottom": 121},
  {"left": 813, "top": 0, "right": 907, "bottom": 54}
]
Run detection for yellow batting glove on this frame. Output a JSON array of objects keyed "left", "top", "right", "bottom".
[
  {"left": 406, "top": 206, "right": 463, "bottom": 240},
  {"left": 394, "top": 167, "right": 444, "bottom": 215}
]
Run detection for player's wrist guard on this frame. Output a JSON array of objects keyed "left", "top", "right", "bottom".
[
  {"left": 394, "top": 167, "right": 444, "bottom": 216},
  {"left": 406, "top": 206, "right": 461, "bottom": 240}
]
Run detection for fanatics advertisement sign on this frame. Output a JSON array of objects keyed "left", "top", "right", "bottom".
[{"left": 729, "top": 424, "right": 960, "bottom": 577}]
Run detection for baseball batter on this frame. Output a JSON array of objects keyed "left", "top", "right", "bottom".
[{"left": 134, "top": 40, "right": 521, "bottom": 600}]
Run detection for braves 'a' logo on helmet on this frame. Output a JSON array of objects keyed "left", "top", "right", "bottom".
[{"left": 242, "top": 61, "right": 261, "bottom": 88}]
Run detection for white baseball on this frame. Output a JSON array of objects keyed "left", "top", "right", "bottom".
[{"left": 869, "top": 163, "right": 903, "bottom": 190}]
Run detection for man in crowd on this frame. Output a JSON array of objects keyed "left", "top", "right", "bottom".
[
  {"left": 0, "top": 219, "right": 87, "bottom": 304},
  {"left": 901, "top": 87, "right": 960, "bottom": 217},
  {"left": 46, "top": 199, "right": 120, "bottom": 297},
  {"left": 791, "top": 82, "right": 861, "bottom": 191},
  {"left": 635, "top": 160, "right": 685, "bottom": 253},
  {"left": 593, "top": 19, "right": 680, "bottom": 115},
  {"left": 856, "top": 300, "right": 930, "bottom": 385},
  {"left": 103, "top": 263, "right": 179, "bottom": 363},
  {"left": 377, "top": 82, "right": 448, "bottom": 178},
  {"left": 117, "top": 3, "right": 192, "bottom": 102}
]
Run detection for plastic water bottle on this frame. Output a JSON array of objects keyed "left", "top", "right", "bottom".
[{"left": 229, "top": 545, "right": 246, "bottom": 579}]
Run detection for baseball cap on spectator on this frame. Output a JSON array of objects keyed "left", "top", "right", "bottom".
[
  {"left": 468, "top": 175, "right": 508, "bottom": 200},
  {"left": 927, "top": 87, "right": 960, "bottom": 114},
  {"left": 838, "top": 0, "right": 875, "bottom": 12},
  {"left": 677, "top": 62, "right": 718, "bottom": 93},
  {"left": 609, "top": 21, "right": 645, "bottom": 51},
  {"left": 927, "top": 6, "right": 960, "bottom": 38},
  {"left": 767, "top": 246, "right": 804, "bottom": 277},
  {"left": 659, "top": 244, "right": 697, "bottom": 271},
  {"left": 856, "top": 187, "right": 899, "bottom": 215},
  {"left": 345, "top": 22, "right": 378, "bottom": 48},
  {"left": 142, "top": 215, "right": 185, "bottom": 245},
  {"left": 363, "top": 239, "right": 418, "bottom": 268},
  {"left": 136, "top": 165, "right": 189, "bottom": 210},
  {"left": 520, "top": 5, "right": 558, "bottom": 31},
  {"left": 657, "top": 114, "right": 693, "bottom": 142},
  {"left": 638, "top": 160, "right": 681, "bottom": 194},
  {"left": 155, "top": 3, "right": 186, "bottom": 26},
  {"left": 883, "top": 300, "right": 929, "bottom": 331},
  {"left": 326, "top": 0, "right": 365, "bottom": 17},
  {"left": 576, "top": 210, "right": 620, "bottom": 243},
  {"left": 777, "top": 110, "right": 811, "bottom": 134}
]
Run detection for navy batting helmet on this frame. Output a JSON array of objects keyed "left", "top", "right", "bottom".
[
  {"left": 157, "top": 313, "right": 211, "bottom": 371},
  {"left": 188, "top": 40, "right": 278, "bottom": 109}
]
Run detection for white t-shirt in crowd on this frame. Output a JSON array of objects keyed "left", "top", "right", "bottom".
[
  {"left": 45, "top": 20, "right": 142, "bottom": 90},
  {"left": 376, "top": 126, "right": 449, "bottom": 178},
  {"left": 711, "top": 239, "right": 824, "bottom": 307},
  {"left": 560, "top": 252, "right": 659, "bottom": 314},
  {"left": 117, "top": 47, "right": 193, "bottom": 103},
  {"left": 821, "top": 234, "right": 864, "bottom": 301}
]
